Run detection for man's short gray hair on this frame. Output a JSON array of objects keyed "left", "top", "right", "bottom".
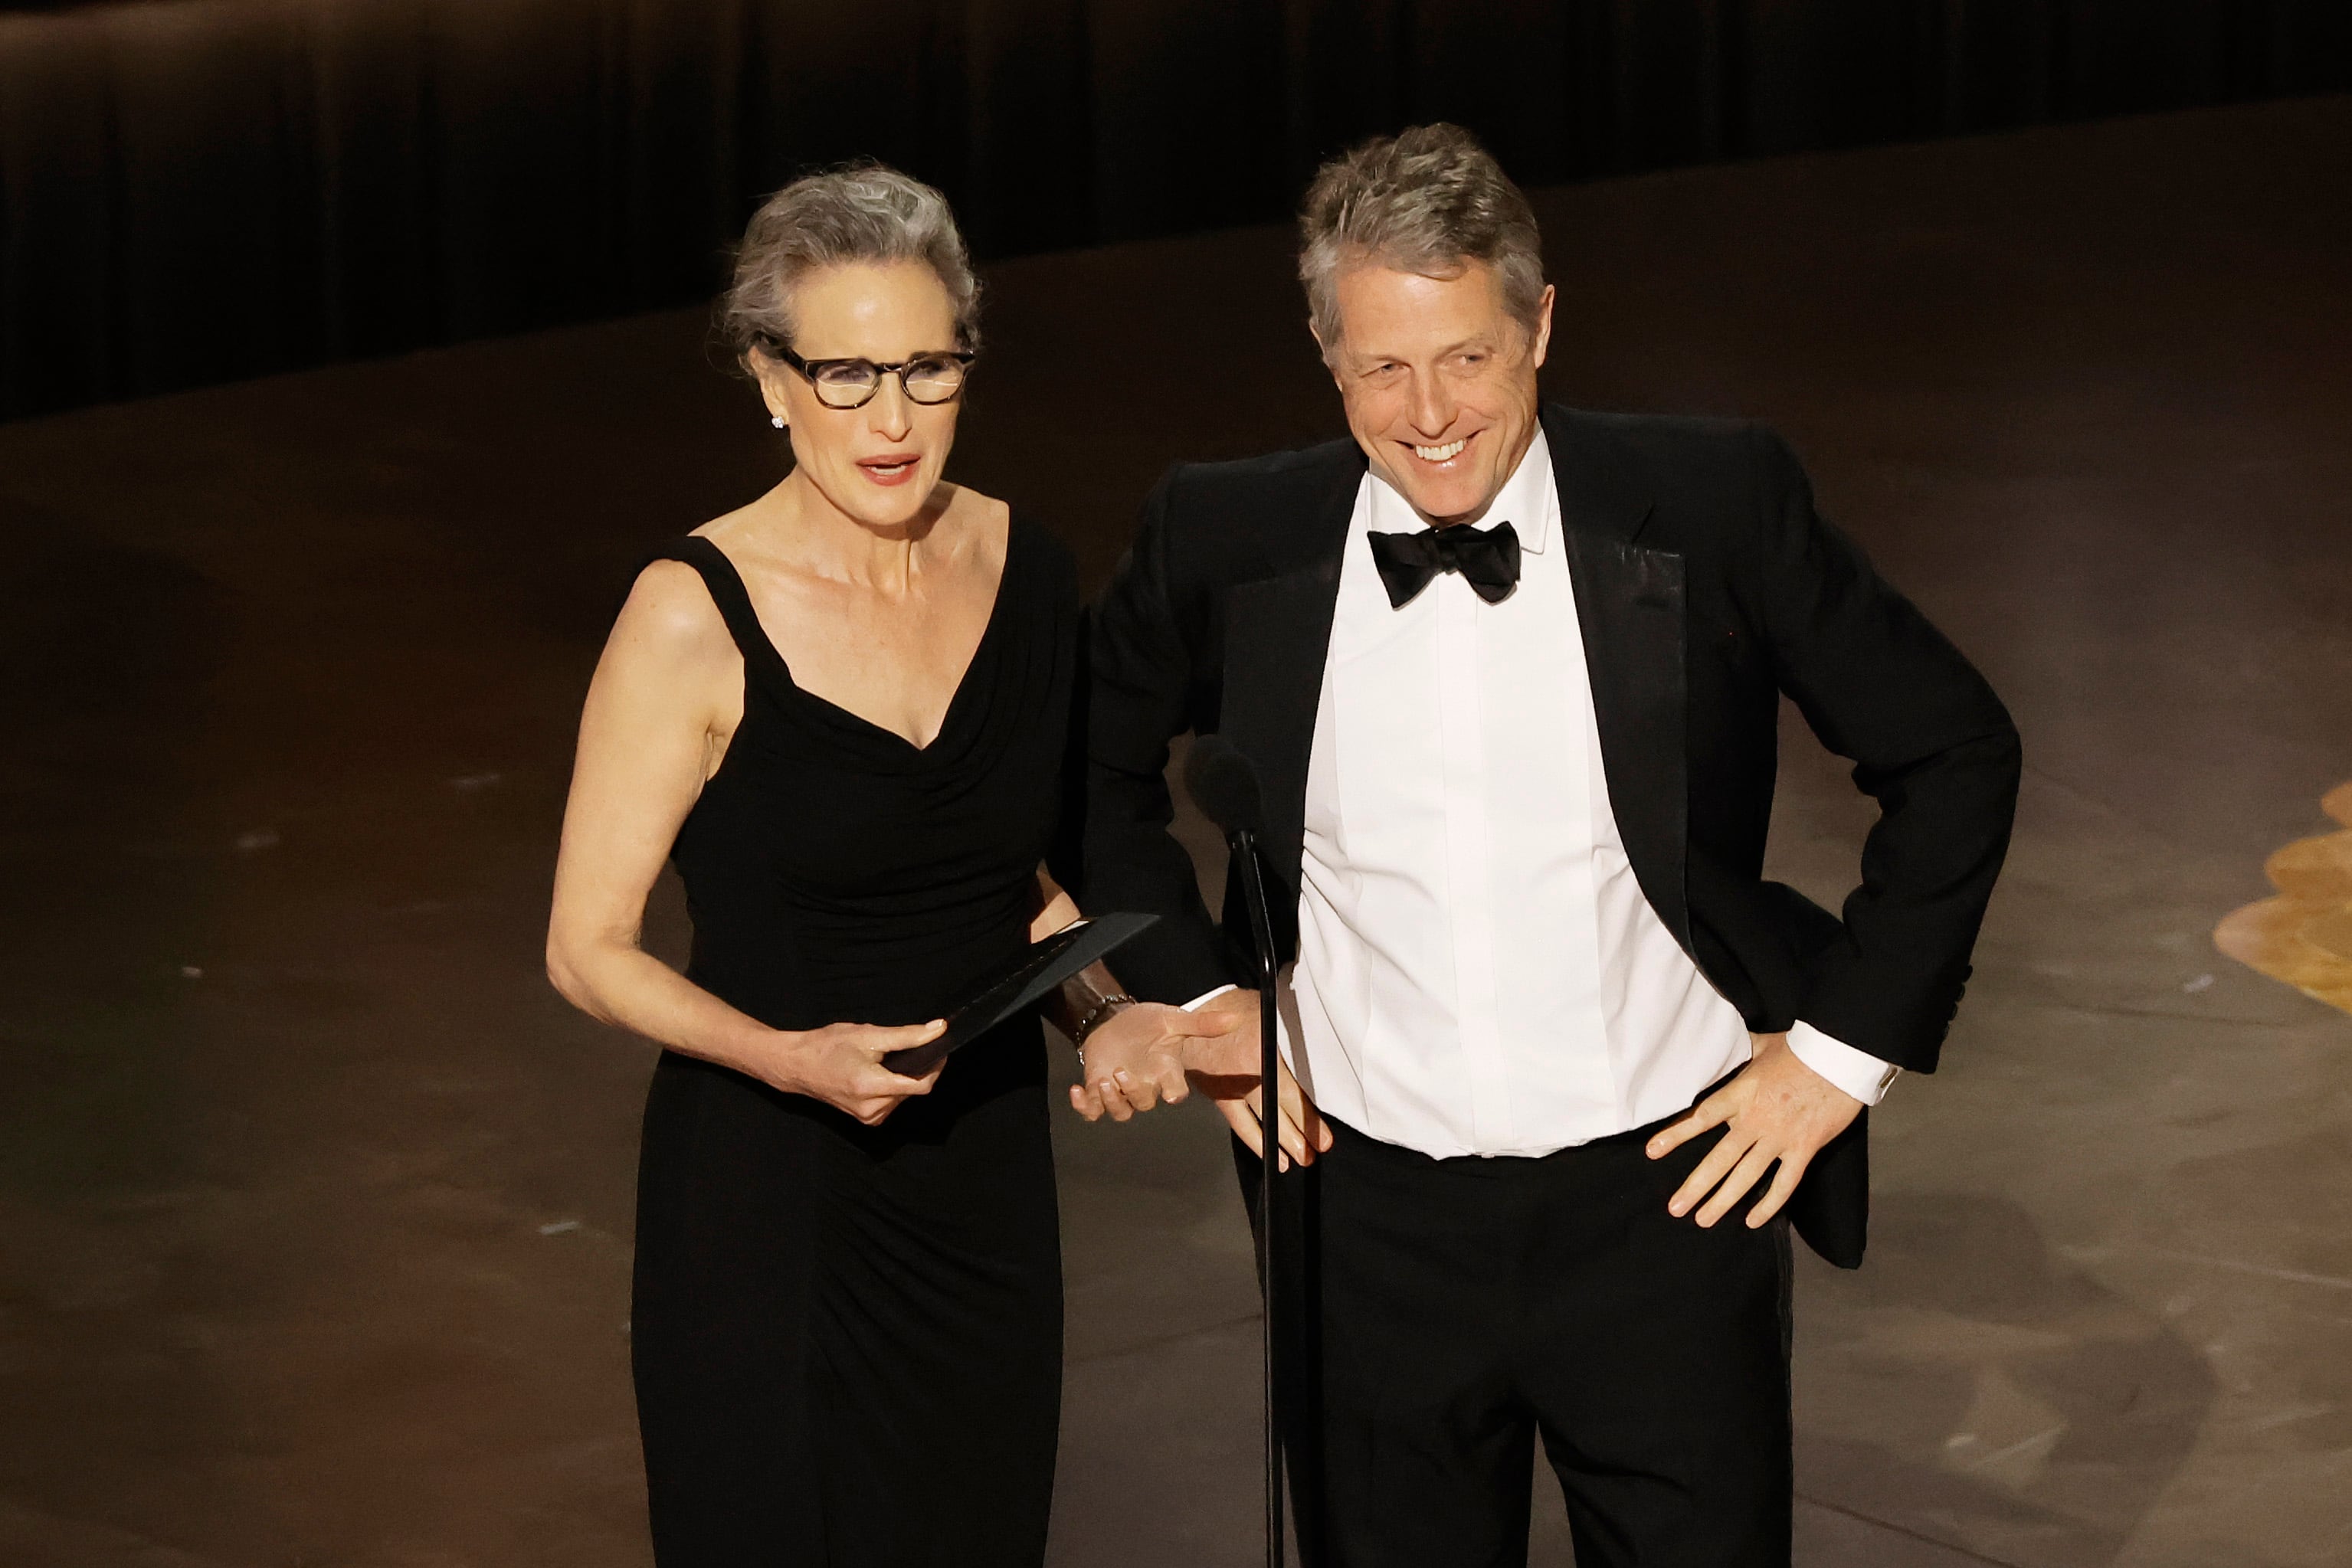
[
  {"left": 1298, "top": 123, "right": 1545, "bottom": 361},
  {"left": 722, "top": 162, "right": 981, "bottom": 365}
]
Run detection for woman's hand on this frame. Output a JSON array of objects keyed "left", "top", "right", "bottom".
[
  {"left": 1069, "top": 1003, "right": 1241, "bottom": 1122},
  {"left": 762, "top": 1020, "right": 948, "bottom": 1125}
]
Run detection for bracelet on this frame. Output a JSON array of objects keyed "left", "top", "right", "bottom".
[{"left": 1070, "top": 993, "right": 1138, "bottom": 1063}]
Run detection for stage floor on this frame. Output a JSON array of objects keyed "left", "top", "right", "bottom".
[{"left": 3, "top": 97, "right": 2349, "bottom": 1566}]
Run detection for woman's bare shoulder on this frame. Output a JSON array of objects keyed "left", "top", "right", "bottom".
[{"left": 609, "top": 557, "right": 734, "bottom": 672}]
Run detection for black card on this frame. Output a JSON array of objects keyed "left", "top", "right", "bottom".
[{"left": 881, "top": 912, "right": 1161, "bottom": 1076}]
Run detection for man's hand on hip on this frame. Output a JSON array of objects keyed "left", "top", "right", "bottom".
[
  {"left": 1182, "top": 987, "right": 1332, "bottom": 1170},
  {"left": 1645, "top": 1032, "right": 1862, "bottom": 1228}
]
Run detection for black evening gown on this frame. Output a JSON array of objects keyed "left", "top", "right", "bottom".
[{"left": 630, "top": 519, "right": 1078, "bottom": 1566}]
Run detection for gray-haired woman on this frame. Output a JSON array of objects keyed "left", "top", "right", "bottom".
[{"left": 545, "top": 165, "right": 1232, "bottom": 1563}]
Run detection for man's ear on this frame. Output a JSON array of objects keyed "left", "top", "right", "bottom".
[
  {"left": 1527, "top": 284, "right": 1556, "bottom": 372},
  {"left": 1308, "top": 320, "right": 1345, "bottom": 388}
]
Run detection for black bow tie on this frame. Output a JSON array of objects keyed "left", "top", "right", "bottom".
[{"left": 1367, "top": 520, "right": 1522, "bottom": 608}]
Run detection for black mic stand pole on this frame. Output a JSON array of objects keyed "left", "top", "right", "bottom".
[{"left": 1229, "top": 826, "right": 1285, "bottom": 1568}]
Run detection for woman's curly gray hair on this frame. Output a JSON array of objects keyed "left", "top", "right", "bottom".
[
  {"left": 722, "top": 163, "right": 981, "bottom": 365},
  {"left": 1298, "top": 123, "right": 1545, "bottom": 361}
]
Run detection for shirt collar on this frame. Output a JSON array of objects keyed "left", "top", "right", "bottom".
[{"left": 1363, "top": 425, "right": 1558, "bottom": 555}]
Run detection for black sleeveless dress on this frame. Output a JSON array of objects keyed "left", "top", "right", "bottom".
[{"left": 630, "top": 519, "right": 1078, "bottom": 1566}]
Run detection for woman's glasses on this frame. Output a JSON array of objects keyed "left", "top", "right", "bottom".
[{"left": 767, "top": 343, "right": 974, "bottom": 409}]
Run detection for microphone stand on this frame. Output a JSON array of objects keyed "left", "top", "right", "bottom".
[{"left": 1227, "top": 826, "right": 1285, "bottom": 1568}]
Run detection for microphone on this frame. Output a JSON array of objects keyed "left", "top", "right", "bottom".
[
  {"left": 1183, "top": 735, "right": 1286, "bottom": 1568},
  {"left": 1184, "top": 734, "right": 1265, "bottom": 843}
]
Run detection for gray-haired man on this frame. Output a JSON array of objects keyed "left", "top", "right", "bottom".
[{"left": 1082, "top": 125, "right": 2018, "bottom": 1566}]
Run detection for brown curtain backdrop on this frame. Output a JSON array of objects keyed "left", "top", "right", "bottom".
[{"left": 3, "top": 0, "right": 2347, "bottom": 419}]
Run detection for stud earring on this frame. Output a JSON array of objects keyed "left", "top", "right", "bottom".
[{"left": 770, "top": 415, "right": 785, "bottom": 429}]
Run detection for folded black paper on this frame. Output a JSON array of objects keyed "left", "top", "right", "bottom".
[{"left": 882, "top": 912, "right": 1160, "bottom": 1075}]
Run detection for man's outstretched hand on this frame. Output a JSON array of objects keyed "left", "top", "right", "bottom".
[
  {"left": 1182, "top": 987, "right": 1332, "bottom": 1170},
  {"left": 1645, "top": 1032, "right": 1862, "bottom": 1229}
]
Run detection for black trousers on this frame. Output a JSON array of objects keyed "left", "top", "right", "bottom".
[{"left": 1238, "top": 1112, "right": 1793, "bottom": 1568}]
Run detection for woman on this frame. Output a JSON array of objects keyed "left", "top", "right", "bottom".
[{"left": 545, "top": 165, "right": 1229, "bottom": 1564}]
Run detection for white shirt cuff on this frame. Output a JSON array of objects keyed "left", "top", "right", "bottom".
[
  {"left": 1181, "top": 984, "right": 1238, "bottom": 1012},
  {"left": 1784, "top": 1021, "right": 1899, "bottom": 1106}
]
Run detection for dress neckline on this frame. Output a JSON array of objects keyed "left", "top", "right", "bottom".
[{"left": 686, "top": 517, "right": 1022, "bottom": 758}]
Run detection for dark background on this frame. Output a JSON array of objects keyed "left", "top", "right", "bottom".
[
  {"left": 3, "top": 0, "right": 2350, "bottom": 421},
  {"left": 5, "top": 0, "right": 2352, "bottom": 1559}
]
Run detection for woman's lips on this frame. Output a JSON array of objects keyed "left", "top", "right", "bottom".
[{"left": 857, "top": 453, "right": 922, "bottom": 486}]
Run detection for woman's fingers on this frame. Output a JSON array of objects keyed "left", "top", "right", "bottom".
[
  {"left": 851, "top": 1094, "right": 903, "bottom": 1126},
  {"left": 1091, "top": 1072, "right": 1137, "bottom": 1122},
  {"left": 1095, "top": 1069, "right": 1148, "bottom": 1116},
  {"left": 880, "top": 1060, "right": 939, "bottom": 1094},
  {"left": 1113, "top": 1068, "right": 1159, "bottom": 1113}
]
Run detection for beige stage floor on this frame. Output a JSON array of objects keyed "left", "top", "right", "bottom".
[{"left": 3, "top": 97, "right": 2350, "bottom": 1566}]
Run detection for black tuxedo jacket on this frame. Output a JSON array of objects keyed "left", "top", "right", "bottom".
[{"left": 1080, "top": 404, "right": 2020, "bottom": 1267}]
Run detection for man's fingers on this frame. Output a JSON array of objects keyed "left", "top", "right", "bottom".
[
  {"left": 1152, "top": 1059, "right": 1191, "bottom": 1105},
  {"left": 1746, "top": 1152, "right": 1808, "bottom": 1229},
  {"left": 1269, "top": 1110, "right": 1307, "bottom": 1170},
  {"left": 1271, "top": 1064, "right": 1328, "bottom": 1162},
  {"left": 1669, "top": 1128, "right": 1753, "bottom": 1218},
  {"left": 1068, "top": 1082, "right": 1106, "bottom": 1121},
  {"left": 1646, "top": 1092, "right": 1735, "bottom": 1160},
  {"left": 1272, "top": 1102, "right": 1315, "bottom": 1167},
  {"left": 1695, "top": 1144, "right": 1779, "bottom": 1229},
  {"left": 1217, "top": 1093, "right": 1265, "bottom": 1157},
  {"left": 1306, "top": 1089, "right": 1332, "bottom": 1151}
]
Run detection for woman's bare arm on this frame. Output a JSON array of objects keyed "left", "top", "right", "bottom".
[{"left": 547, "top": 561, "right": 942, "bottom": 1123}]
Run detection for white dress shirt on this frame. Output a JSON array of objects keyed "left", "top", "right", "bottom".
[{"left": 1223, "top": 430, "right": 1893, "bottom": 1160}]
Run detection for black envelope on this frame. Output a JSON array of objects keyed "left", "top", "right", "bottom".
[{"left": 882, "top": 912, "right": 1160, "bottom": 1076}]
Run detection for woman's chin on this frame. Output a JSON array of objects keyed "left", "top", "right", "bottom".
[{"left": 808, "top": 467, "right": 939, "bottom": 530}]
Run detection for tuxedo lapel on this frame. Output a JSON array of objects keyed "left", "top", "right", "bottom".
[
  {"left": 1220, "top": 455, "right": 1361, "bottom": 906},
  {"left": 1546, "top": 407, "right": 1695, "bottom": 959}
]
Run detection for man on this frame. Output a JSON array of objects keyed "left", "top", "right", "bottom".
[{"left": 1081, "top": 125, "right": 2020, "bottom": 1567}]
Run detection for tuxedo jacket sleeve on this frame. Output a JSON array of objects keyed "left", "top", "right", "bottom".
[
  {"left": 1081, "top": 466, "right": 1244, "bottom": 1004},
  {"left": 1735, "top": 426, "right": 2020, "bottom": 1072}
]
